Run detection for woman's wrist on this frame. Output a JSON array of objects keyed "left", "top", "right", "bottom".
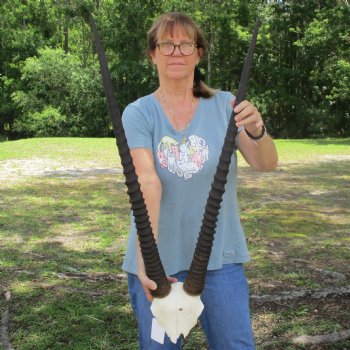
[{"left": 244, "top": 125, "right": 266, "bottom": 141}]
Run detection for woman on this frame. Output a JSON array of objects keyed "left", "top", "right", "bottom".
[{"left": 122, "top": 12, "right": 278, "bottom": 350}]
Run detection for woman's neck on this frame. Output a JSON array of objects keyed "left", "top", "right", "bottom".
[
  {"left": 157, "top": 77, "right": 194, "bottom": 102},
  {"left": 156, "top": 77, "right": 198, "bottom": 132}
]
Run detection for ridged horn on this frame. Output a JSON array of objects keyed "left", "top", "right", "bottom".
[
  {"left": 88, "top": 13, "right": 171, "bottom": 298},
  {"left": 184, "top": 18, "right": 261, "bottom": 296}
]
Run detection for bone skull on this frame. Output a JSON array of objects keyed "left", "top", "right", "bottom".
[{"left": 150, "top": 282, "right": 204, "bottom": 344}]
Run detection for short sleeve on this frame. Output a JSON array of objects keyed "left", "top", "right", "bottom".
[{"left": 122, "top": 103, "right": 153, "bottom": 150}]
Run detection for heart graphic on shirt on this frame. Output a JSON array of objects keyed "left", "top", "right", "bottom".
[{"left": 157, "top": 135, "right": 209, "bottom": 181}]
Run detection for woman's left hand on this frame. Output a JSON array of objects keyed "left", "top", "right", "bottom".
[
  {"left": 231, "top": 99, "right": 264, "bottom": 137},
  {"left": 230, "top": 98, "right": 278, "bottom": 171}
]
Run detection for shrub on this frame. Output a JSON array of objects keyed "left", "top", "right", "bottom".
[{"left": 13, "top": 106, "right": 67, "bottom": 137}]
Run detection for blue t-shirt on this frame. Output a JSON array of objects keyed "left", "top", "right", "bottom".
[{"left": 121, "top": 90, "right": 250, "bottom": 275}]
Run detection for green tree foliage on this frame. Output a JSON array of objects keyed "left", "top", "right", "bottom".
[
  {"left": 96, "top": 0, "right": 162, "bottom": 108},
  {"left": 12, "top": 48, "right": 109, "bottom": 137},
  {"left": 0, "top": 0, "right": 349, "bottom": 139},
  {"left": 297, "top": 5, "right": 350, "bottom": 137},
  {"left": 13, "top": 106, "right": 67, "bottom": 137},
  {"left": 0, "top": 0, "right": 58, "bottom": 138},
  {"left": 253, "top": 1, "right": 350, "bottom": 137}
]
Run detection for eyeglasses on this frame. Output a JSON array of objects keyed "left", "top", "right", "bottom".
[{"left": 157, "top": 42, "right": 197, "bottom": 56}]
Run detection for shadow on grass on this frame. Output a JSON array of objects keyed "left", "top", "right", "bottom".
[
  {"left": 1, "top": 240, "right": 208, "bottom": 350},
  {"left": 1, "top": 160, "right": 349, "bottom": 349},
  {"left": 1, "top": 241, "right": 138, "bottom": 350},
  {"left": 238, "top": 160, "right": 350, "bottom": 293},
  {"left": 238, "top": 160, "right": 350, "bottom": 215},
  {"left": 0, "top": 176, "right": 130, "bottom": 242},
  {"left": 0, "top": 175, "right": 137, "bottom": 349}
]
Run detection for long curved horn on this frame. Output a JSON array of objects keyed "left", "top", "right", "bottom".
[
  {"left": 184, "top": 18, "right": 261, "bottom": 296},
  {"left": 88, "top": 12, "right": 171, "bottom": 298}
]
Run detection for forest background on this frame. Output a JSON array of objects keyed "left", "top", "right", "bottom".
[{"left": 0, "top": 0, "right": 349, "bottom": 140}]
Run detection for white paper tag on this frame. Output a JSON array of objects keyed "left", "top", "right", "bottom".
[{"left": 151, "top": 317, "right": 165, "bottom": 344}]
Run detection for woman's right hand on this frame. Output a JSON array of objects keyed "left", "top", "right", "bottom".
[
  {"left": 138, "top": 272, "right": 157, "bottom": 302},
  {"left": 138, "top": 272, "right": 178, "bottom": 302}
]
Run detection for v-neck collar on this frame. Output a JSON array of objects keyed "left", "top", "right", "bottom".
[{"left": 152, "top": 93, "right": 202, "bottom": 136}]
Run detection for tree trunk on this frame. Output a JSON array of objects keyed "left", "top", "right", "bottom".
[
  {"left": 64, "top": 15, "right": 69, "bottom": 53},
  {"left": 82, "top": 19, "right": 87, "bottom": 67}
]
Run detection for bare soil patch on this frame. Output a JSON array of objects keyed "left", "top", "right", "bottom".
[{"left": 0, "top": 158, "right": 121, "bottom": 180}]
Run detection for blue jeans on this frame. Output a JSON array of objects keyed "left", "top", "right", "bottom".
[{"left": 127, "top": 263, "right": 255, "bottom": 349}]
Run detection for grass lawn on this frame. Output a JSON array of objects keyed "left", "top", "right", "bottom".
[{"left": 0, "top": 137, "right": 349, "bottom": 349}]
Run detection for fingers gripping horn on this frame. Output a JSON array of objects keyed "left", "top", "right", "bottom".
[
  {"left": 184, "top": 18, "right": 261, "bottom": 296},
  {"left": 87, "top": 12, "right": 171, "bottom": 298}
]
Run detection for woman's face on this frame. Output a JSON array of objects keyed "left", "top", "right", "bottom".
[{"left": 150, "top": 25, "right": 203, "bottom": 82}]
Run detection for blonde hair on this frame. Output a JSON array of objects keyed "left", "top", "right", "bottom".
[{"left": 147, "top": 12, "right": 215, "bottom": 98}]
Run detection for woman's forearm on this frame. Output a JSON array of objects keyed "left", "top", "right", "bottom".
[
  {"left": 238, "top": 131, "right": 278, "bottom": 171},
  {"left": 136, "top": 175, "right": 162, "bottom": 276},
  {"left": 138, "top": 174, "right": 162, "bottom": 239}
]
